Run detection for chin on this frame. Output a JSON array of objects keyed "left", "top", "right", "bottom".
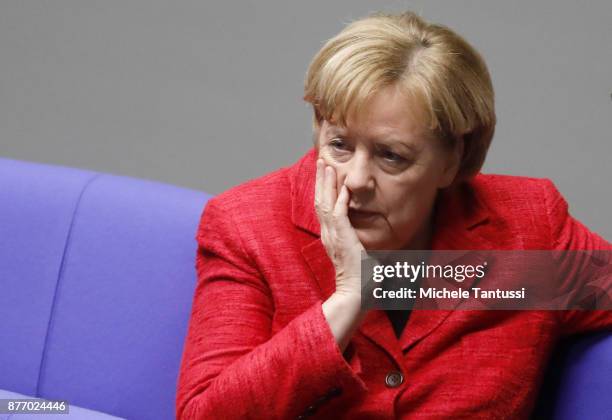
[
  {"left": 358, "top": 230, "right": 414, "bottom": 251},
  {"left": 358, "top": 232, "right": 396, "bottom": 251}
]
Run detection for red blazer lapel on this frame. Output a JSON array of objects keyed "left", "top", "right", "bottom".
[{"left": 399, "top": 181, "right": 521, "bottom": 352}]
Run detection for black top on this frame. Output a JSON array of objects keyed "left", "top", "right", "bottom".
[
  {"left": 373, "top": 253, "right": 428, "bottom": 338},
  {"left": 380, "top": 262, "right": 422, "bottom": 338},
  {"left": 385, "top": 309, "right": 412, "bottom": 338}
]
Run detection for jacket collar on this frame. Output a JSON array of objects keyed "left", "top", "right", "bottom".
[{"left": 290, "top": 147, "right": 506, "bottom": 361}]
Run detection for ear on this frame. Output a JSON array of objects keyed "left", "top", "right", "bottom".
[{"left": 439, "top": 136, "right": 464, "bottom": 188}]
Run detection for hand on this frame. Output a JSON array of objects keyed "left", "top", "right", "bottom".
[{"left": 314, "top": 158, "right": 366, "bottom": 298}]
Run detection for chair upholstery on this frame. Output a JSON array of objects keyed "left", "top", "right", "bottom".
[
  {"left": 0, "top": 158, "right": 211, "bottom": 419},
  {"left": 533, "top": 331, "right": 612, "bottom": 419}
]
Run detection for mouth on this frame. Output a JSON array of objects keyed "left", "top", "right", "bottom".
[{"left": 348, "top": 208, "right": 379, "bottom": 220}]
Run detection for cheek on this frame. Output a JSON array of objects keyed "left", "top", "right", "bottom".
[
  {"left": 319, "top": 153, "right": 335, "bottom": 167},
  {"left": 381, "top": 177, "right": 439, "bottom": 224},
  {"left": 316, "top": 145, "right": 337, "bottom": 166},
  {"left": 377, "top": 182, "right": 410, "bottom": 220},
  {"left": 316, "top": 155, "right": 346, "bottom": 188}
]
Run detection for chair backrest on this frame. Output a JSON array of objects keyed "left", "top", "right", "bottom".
[
  {"left": 0, "top": 157, "right": 211, "bottom": 419},
  {"left": 533, "top": 331, "right": 612, "bottom": 419}
]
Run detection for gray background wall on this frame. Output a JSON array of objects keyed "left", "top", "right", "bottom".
[{"left": 1, "top": 1, "right": 610, "bottom": 239}]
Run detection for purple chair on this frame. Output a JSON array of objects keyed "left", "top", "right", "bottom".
[
  {"left": 533, "top": 331, "right": 612, "bottom": 419},
  {"left": 0, "top": 158, "right": 211, "bottom": 419},
  {"left": 0, "top": 157, "right": 610, "bottom": 419}
]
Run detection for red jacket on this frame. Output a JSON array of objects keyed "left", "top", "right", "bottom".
[{"left": 176, "top": 147, "right": 611, "bottom": 419}]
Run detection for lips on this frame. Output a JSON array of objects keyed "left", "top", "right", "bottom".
[{"left": 348, "top": 208, "right": 379, "bottom": 219}]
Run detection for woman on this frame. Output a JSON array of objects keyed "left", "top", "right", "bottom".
[{"left": 176, "top": 11, "right": 611, "bottom": 419}]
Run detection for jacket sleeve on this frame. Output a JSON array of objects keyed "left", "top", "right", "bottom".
[
  {"left": 542, "top": 179, "right": 612, "bottom": 336},
  {"left": 176, "top": 197, "right": 367, "bottom": 420}
]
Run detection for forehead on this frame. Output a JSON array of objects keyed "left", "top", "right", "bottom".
[{"left": 327, "top": 85, "right": 431, "bottom": 143}]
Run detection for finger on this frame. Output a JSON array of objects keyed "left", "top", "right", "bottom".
[
  {"left": 314, "top": 158, "right": 324, "bottom": 212},
  {"left": 334, "top": 184, "right": 350, "bottom": 217},
  {"left": 323, "top": 165, "right": 337, "bottom": 214},
  {"left": 320, "top": 224, "right": 330, "bottom": 250}
]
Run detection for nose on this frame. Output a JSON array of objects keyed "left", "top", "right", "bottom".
[{"left": 341, "top": 151, "right": 375, "bottom": 193}]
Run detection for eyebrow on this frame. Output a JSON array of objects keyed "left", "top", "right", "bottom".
[{"left": 377, "top": 138, "right": 420, "bottom": 153}]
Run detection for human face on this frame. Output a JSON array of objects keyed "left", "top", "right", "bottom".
[{"left": 316, "top": 84, "right": 461, "bottom": 250}]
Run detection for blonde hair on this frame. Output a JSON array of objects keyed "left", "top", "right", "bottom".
[{"left": 303, "top": 11, "right": 496, "bottom": 180}]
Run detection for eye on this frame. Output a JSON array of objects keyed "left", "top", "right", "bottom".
[
  {"left": 378, "top": 148, "right": 406, "bottom": 163},
  {"left": 329, "top": 138, "right": 349, "bottom": 151}
]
